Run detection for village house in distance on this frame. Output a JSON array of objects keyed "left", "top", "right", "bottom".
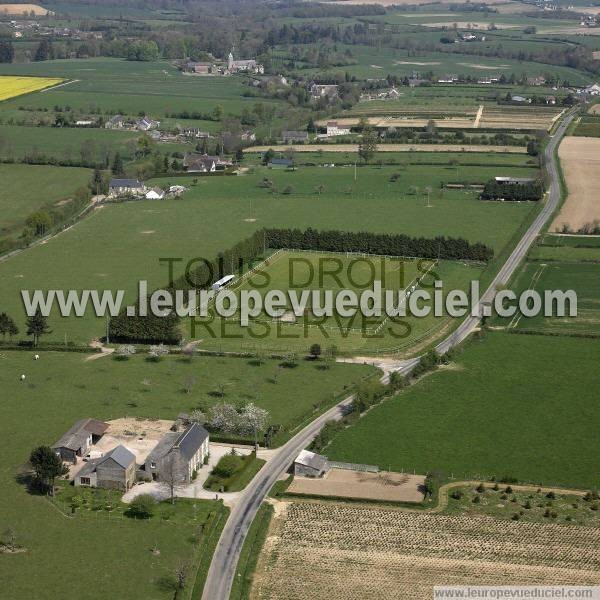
[{"left": 184, "top": 49, "right": 263, "bottom": 76}]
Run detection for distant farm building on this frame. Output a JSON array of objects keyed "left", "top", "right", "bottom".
[
  {"left": 326, "top": 121, "right": 351, "bottom": 137},
  {"left": 108, "top": 179, "right": 146, "bottom": 196},
  {"left": 145, "top": 187, "right": 165, "bottom": 200},
  {"left": 228, "top": 51, "right": 264, "bottom": 74},
  {"left": 494, "top": 177, "right": 536, "bottom": 185},
  {"left": 268, "top": 157, "right": 293, "bottom": 169},
  {"left": 52, "top": 418, "right": 109, "bottom": 463},
  {"left": 310, "top": 83, "right": 339, "bottom": 100},
  {"left": 281, "top": 130, "right": 308, "bottom": 144},
  {"left": 294, "top": 450, "right": 330, "bottom": 478},
  {"left": 183, "top": 153, "right": 232, "bottom": 173},
  {"left": 211, "top": 274, "right": 235, "bottom": 290}
]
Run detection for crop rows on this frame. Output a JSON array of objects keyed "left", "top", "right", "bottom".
[{"left": 252, "top": 502, "right": 600, "bottom": 600}]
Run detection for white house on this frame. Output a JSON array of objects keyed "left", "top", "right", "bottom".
[
  {"left": 585, "top": 83, "right": 600, "bottom": 96},
  {"left": 145, "top": 187, "right": 165, "bottom": 200},
  {"left": 108, "top": 179, "right": 146, "bottom": 197},
  {"left": 326, "top": 121, "right": 351, "bottom": 137}
]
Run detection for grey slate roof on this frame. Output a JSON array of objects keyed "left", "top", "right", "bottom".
[
  {"left": 174, "top": 423, "right": 209, "bottom": 461},
  {"left": 146, "top": 423, "right": 209, "bottom": 465},
  {"left": 52, "top": 418, "right": 109, "bottom": 452},
  {"left": 101, "top": 445, "right": 136, "bottom": 469},
  {"left": 109, "top": 178, "right": 143, "bottom": 189}
]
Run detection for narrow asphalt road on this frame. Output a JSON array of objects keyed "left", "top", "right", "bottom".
[{"left": 201, "top": 110, "right": 577, "bottom": 600}]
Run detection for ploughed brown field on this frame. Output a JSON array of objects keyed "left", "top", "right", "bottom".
[
  {"left": 251, "top": 501, "right": 600, "bottom": 600},
  {"left": 552, "top": 136, "right": 600, "bottom": 233},
  {"left": 0, "top": 3, "right": 51, "bottom": 15}
]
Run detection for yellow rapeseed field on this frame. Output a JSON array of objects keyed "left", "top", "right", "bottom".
[{"left": 0, "top": 76, "right": 63, "bottom": 101}]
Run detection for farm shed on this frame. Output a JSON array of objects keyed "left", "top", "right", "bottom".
[
  {"left": 294, "top": 450, "right": 329, "bottom": 478},
  {"left": 144, "top": 423, "right": 209, "bottom": 483},
  {"left": 52, "top": 418, "right": 109, "bottom": 464},
  {"left": 75, "top": 445, "right": 136, "bottom": 491}
]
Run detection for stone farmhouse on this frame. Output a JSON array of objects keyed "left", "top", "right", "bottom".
[
  {"left": 52, "top": 418, "right": 210, "bottom": 492},
  {"left": 108, "top": 179, "right": 146, "bottom": 197},
  {"left": 75, "top": 445, "right": 136, "bottom": 491},
  {"left": 144, "top": 423, "right": 210, "bottom": 483},
  {"left": 281, "top": 130, "right": 309, "bottom": 144}
]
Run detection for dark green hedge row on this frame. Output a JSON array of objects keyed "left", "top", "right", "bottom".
[
  {"left": 481, "top": 179, "right": 543, "bottom": 201},
  {"left": 264, "top": 227, "right": 494, "bottom": 262}
]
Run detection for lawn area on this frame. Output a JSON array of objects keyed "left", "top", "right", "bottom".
[
  {"left": 0, "top": 163, "right": 91, "bottom": 241},
  {"left": 0, "top": 160, "right": 536, "bottom": 345},
  {"left": 326, "top": 331, "right": 600, "bottom": 489},
  {"left": 0, "top": 349, "right": 372, "bottom": 598},
  {"left": 205, "top": 452, "right": 266, "bottom": 492}
]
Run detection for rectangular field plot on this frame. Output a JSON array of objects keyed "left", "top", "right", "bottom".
[
  {"left": 224, "top": 251, "right": 436, "bottom": 330},
  {"left": 0, "top": 75, "right": 62, "bottom": 101},
  {"left": 502, "top": 262, "right": 600, "bottom": 335},
  {"left": 192, "top": 252, "right": 483, "bottom": 355},
  {"left": 252, "top": 502, "right": 600, "bottom": 600}
]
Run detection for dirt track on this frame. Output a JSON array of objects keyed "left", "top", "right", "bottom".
[
  {"left": 551, "top": 136, "right": 600, "bottom": 232},
  {"left": 244, "top": 143, "right": 526, "bottom": 154}
]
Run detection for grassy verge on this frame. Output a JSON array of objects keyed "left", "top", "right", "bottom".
[
  {"left": 229, "top": 503, "right": 275, "bottom": 600},
  {"left": 205, "top": 453, "right": 266, "bottom": 492}
]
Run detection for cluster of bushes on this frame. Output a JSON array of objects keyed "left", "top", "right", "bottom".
[
  {"left": 481, "top": 179, "right": 543, "bottom": 202},
  {"left": 265, "top": 227, "right": 494, "bottom": 262}
]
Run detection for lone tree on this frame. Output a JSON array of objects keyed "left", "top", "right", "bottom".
[
  {"left": 127, "top": 494, "right": 156, "bottom": 519},
  {"left": 159, "top": 453, "right": 187, "bottom": 504},
  {"left": 309, "top": 344, "right": 322, "bottom": 360},
  {"left": 0, "top": 312, "right": 19, "bottom": 340},
  {"left": 112, "top": 151, "right": 124, "bottom": 176},
  {"left": 29, "top": 446, "right": 67, "bottom": 495},
  {"left": 358, "top": 128, "right": 378, "bottom": 164},
  {"left": 26, "top": 309, "right": 51, "bottom": 347}
]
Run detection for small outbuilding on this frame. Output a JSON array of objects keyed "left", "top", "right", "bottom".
[
  {"left": 75, "top": 445, "right": 137, "bottom": 491},
  {"left": 52, "top": 418, "right": 109, "bottom": 464},
  {"left": 294, "top": 450, "right": 329, "bottom": 478},
  {"left": 145, "top": 187, "right": 165, "bottom": 200}
]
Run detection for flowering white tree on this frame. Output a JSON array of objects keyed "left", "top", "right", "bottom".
[
  {"left": 115, "top": 345, "right": 136, "bottom": 360},
  {"left": 208, "top": 403, "right": 239, "bottom": 434},
  {"left": 238, "top": 403, "right": 270, "bottom": 448},
  {"left": 149, "top": 344, "right": 169, "bottom": 361},
  {"left": 189, "top": 408, "right": 207, "bottom": 425}
]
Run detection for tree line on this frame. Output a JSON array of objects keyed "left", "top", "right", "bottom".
[{"left": 264, "top": 227, "right": 494, "bottom": 262}]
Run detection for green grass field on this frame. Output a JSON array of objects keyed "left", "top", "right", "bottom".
[
  {"left": 195, "top": 250, "right": 482, "bottom": 354},
  {"left": 530, "top": 234, "right": 600, "bottom": 262},
  {"left": 0, "top": 58, "right": 280, "bottom": 120},
  {"left": 326, "top": 331, "right": 600, "bottom": 489},
  {"left": 0, "top": 349, "right": 373, "bottom": 597},
  {"left": 0, "top": 163, "right": 91, "bottom": 241},
  {"left": 0, "top": 161, "right": 537, "bottom": 346},
  {"left": 573, "top": 115, "right": 600, "bottom": 138},
  {"left": 498, "top": 262, "right": 600, "bottom": 335}
]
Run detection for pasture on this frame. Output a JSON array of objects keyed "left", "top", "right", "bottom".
[
  {"left": 0, "top": 58, "right": 279, "bottom": 120},
  {"left": 252, "top": 501, "right": 600, "bottom": 599},
  {"left": 0, "top": 76, "right": 63, "bottom": 101},
  {"left": 0, "top": 349, "right": 372, "bottom": 597},
  {"left": 530, "top": 234, "right": 600, "bottom": 262},
  {"left": 326, "top": 331, "right": 600, "bottom": 489},
  {"left": 0, "top": 163, "right": 91, "bottom": 241},
  {"left": 0, "top": 160, "right": 537, "bottom": 345},
  {"left": 195, "top": 250, "right": 481, "bottom": 354},
  {"left": 0, "top": 124, "right": 142, "bottom": 162},
  {"left": 499, "top": 262, "right": 600, "bottom": 335}
]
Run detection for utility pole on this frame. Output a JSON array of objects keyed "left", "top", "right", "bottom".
[
  {"left": 354, "top": 161, "right": 357, "bottom": 181},
  {"left": 106, "top": 316, "right": 110, "bottom": 345}
]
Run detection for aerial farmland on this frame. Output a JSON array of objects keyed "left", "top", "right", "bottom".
[{"left": 0, "top": 1, "right": 599, "bottom": 599}]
